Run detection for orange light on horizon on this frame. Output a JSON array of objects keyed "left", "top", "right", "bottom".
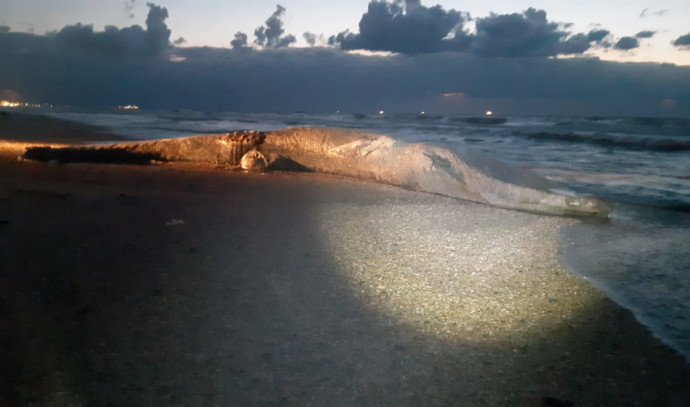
[
  {"left": 442, "top": 92, "right": 466, "bottom": 98},
  {"left": 661, "top": 98, "right": 677, "bottom": 110},
  {"left": 0, "top": 100, "right": 45, "bottom": 108}
]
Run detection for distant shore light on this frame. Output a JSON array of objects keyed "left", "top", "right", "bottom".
[
  {"left": 485, "top": 110, "right": 493, "bottom": 116},
  {"left": 0, "top": 100, "right": 43, "bottom": 108},
  {"left": 379, "top": 110, "right": 384, "bottom": 115}
]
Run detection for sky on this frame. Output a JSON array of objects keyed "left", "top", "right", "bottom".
[
  {"left": 3, "top": 0, "right": 690, "bottom": 64},
  {"left": 1, "top": 0, "right": 690, "bottom": 116}
]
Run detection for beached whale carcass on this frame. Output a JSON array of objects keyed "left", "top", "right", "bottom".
[
  {"left": 257, "top": 128, "right": 609, "bottom": 218},
  {"left": 22, "top": 127, "right": 610, "bottom": 218}
]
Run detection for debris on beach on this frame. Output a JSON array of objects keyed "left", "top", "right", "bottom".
[{"left": 240, "top": 149, "right": 268, "bottom": 172}]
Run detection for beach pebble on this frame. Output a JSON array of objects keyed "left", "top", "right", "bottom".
[{"left": 240, "top": 149, "right": 268, "bottom": 172}]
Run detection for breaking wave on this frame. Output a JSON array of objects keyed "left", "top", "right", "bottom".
[{"left": 522, "top": 131, "right": 690, "bottom": 152}]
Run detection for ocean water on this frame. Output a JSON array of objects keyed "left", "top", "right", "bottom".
[{"left": 47, "top": 109, "right": 690, "bottom": 360}]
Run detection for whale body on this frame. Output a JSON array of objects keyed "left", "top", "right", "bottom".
[{"left": 22, "top": 127, "right": 610, "bottom": 218}]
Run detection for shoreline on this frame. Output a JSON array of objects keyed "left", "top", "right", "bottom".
[
  {"left": 561, "top": 216, "right": 690, "bottom": 364},
  {"left": 1, "top": 112, "right": 689, "bottom": 405}
]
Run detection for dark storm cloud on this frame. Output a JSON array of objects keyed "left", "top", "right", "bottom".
[
  {"left": 335, "top": 2, "right": 597, "bottom": 57},
  {"left": 173, "top": 37, "right": 186, "bottom": 45},
  {"left": 336, "top": 0, "right": 469, "bottom": 54},
  {"left": 53, "top": 23, "right": 147, "bottom": 56},
  {"left": 405, "top": 0, "right": 422, "bottom": 11},
  {"left": 328, "top": 30, "right": 349, "bottom": 46},
  {"left": 231, "top": 32, "right": 248, "bottom": 49},
  {"left": 1, "top": 2, "right": 689, "bottom": 117},
  {"left": 43, "top": 3, "right": 170, "bottom": 57},
  {"left": 673, "top": 33, "right": 690, "bottom": 47},
  {"left": 3, "top": 25, "right": 689, "bottom": 117},
  {"left": 263, "top": 5, "right": 286, "bottom": 42},
  {"left": 144, "top": 2, "right": 171, "bottom": 54},
  {"left": 254, "top": 5, "right": 295, "bottom": 48},
  {"left": 472, "top": 8, "right": 572, "bottom": 57},
  {"left": 587, "top": 29, "right": 610, "bottom": 42},
  {"left": 558, "top": 33, "right": 590, "bottom": 54},
  {"left": 636, "top": 30, "right": 655, "bottom": 38},
  {"left": 615, "top": 36, "right": 639, "bottom": 50}
]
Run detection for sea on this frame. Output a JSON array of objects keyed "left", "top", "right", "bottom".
[{"left": 43, "top": 108, "right": 690, "bottom": 361}]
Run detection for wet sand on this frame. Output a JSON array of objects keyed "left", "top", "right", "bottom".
[{"left": 1, "top": 113, "right": 689, "bottom": 406}]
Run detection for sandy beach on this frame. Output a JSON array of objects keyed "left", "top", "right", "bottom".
[{"left": 1, "top": 112, "right": 689, "bottom": 406}]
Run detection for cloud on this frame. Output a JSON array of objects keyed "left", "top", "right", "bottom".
[
  {"left": 123, "top": 0, "right": 136, "bottom": 19},
  {"left": 275, "top": 34, "right": 296, "bottom": 48},
  {"left": 640, "top": 8, "right": 668, "bottom": 18},
  {"left": 335, "top": 3, "right": 599, "bottom": 57},
  {"left": 144, "top": 2, "right": 171, "bottom": 54},
  {"left": 10, "top": 3, "right": 170, "bottom": 58},
  {"left": 328, "top": 30, "right": 349, "bottom": 46},
  {"left": 558, "top": 33, "right": 590, "bottom": 54},
  {"left": 472, "top": 8, "right": 569, "bottom": 57},
  {"left": 303, "top": 32, "right": 317, "bottom": 46},
  {"left": 0, "top": 26, "right": 10, "bottom": 34},
  {"left": 614, "top": 36, "right": 639, "bottom": 50},
  {"left": 3, "top": 26, "right": 689, "bottom": 117},
  {"left": 336, "top": 0, "right": 469, "bottom": 54},
  {"left": 405, "top": 0, "right": 422, "bottom": 12},
  {"left": 254, "top": 5, "right": 295, "bottom": 48},
  {"left": 1, "top": 2, "right": 689, "bottom": 117},
  {"left": 673, "top": 33, "right": 690, "bottom": 48},
  {"left": 264, "top": 5, "right": 286, "bottom": 43},
  {"left": 636, "top": 30, "right": 655, "bottom": 38},
  {"left": 231, "top": 32, "right": 248, "bottom": 49},
  {"left": 587, "top": 29, "right": 610, "bottom": 42},
  {"left": 173, "top": 37, "right": 186, "bottom": 45},
  {"left": 254, "top": 27, "right": 266, "bottom": 45},
  {"left": 53, "top": 23, "right": 147, "bottom": 56}
]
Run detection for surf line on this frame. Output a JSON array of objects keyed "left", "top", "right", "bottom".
[{"left": 22, "top": 127, "right": 610, "bottom": 218}]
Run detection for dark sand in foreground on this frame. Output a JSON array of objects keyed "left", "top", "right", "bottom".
[{"left": 1, "top": 112, "right": 689, "bottom": 406}]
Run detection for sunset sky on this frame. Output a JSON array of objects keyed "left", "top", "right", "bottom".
[
  {"left": 1, "top": 1, "right": 689, "bottom": 115},
  {"left": 3, "top": 0, "right": 690, "bottom": 64}
]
